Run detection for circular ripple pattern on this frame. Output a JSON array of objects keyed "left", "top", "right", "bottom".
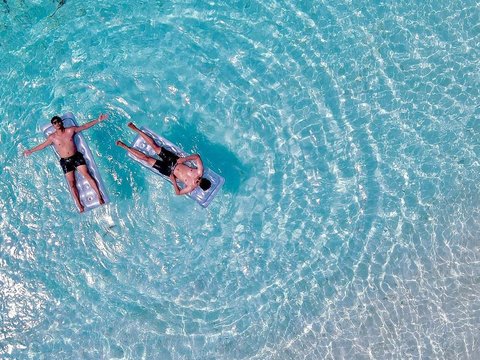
[{"left": 1, "top": 0, "right": 479, "bottom": 359}]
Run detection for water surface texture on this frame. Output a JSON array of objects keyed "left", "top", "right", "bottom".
[{"left": 1, "top": 0, "right": 479, "bottom": 358}]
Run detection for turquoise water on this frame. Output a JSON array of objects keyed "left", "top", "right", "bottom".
[{"left": 1, "top": 0, "right": 479, "bottom": 358}]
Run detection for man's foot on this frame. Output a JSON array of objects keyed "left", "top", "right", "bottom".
[
  {"left": 99, "top": 196, "right": 105, "bottom": 205},
  {"left": 127, "top": 122, "right": 139, "bottom": 132},
  {"left": 116, "top": 140, "right": 128, "bottom": 149}
]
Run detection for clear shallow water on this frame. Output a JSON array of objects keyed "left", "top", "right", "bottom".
[{"left": 1, "top": 0, "right": 479, "bottom": 358}]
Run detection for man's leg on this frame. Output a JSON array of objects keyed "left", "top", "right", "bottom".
[
  {"left": 127, "top": 122, "right": 163, "bottom": 154},
  {"left": 65, "top": 171, "right": 84, "bottom": 212},
  {"left": 76, "top": 165, "right": 105, "bottom": 205},
  {"left": 116, "top": 140, "right": 157, "bottom": 166}
]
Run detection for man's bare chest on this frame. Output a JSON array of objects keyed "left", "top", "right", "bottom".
[
  {"left": 177, "top": 165, "right": 199, "bottom": 183},
  {"left": 53, "top": 132, "right": 75, "bottom": 146}
]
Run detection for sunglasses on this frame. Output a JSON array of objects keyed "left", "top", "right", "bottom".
[{"left": 52, "top": 120, "right": 63, "bottom": 125}]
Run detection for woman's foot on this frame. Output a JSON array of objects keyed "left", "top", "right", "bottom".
[
  {"left": 79, "top": 205, "right": 85, "bottom": 213},
  {"left": 99, "top": 196, "right": 105, "bottom": 205}
]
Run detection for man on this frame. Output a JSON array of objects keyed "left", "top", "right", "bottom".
[
  {"left": 116, "top": 122, "right": 211, "bottom": 195},
  {"left": 24, "top": 114, "right": 108, "bottom": 212}
]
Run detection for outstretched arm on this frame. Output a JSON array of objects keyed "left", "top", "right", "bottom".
[
  {"left": 23, "top": 136, "right": 53, "bottom": 156},
  {"left": 74, "top": 113, "right": 108, "bottom": 133},
  {"left": 169, "top": 173, "right": 194, "bottom": 195}
]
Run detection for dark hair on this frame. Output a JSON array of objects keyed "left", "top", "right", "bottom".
[
  {"left": 51, "top": 116, "right": 62, "bottom": 124},
  {"left": 199, "top": 178, "right": 211, "bottom": 191}
]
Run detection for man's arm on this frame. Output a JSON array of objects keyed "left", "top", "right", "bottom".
[
  {"left": 177, "top": 154, "right": 204, "bottom": 174},
  {"left": 74, "top": 113, "right": 108, "bottom": 133},
  {"left": 193, "top": 154, "right": 204, "bottom": 175},
  {"left": 169, "top": 173, "right": 194, "bottom": 195},
  {"left": 23, "top": 136, "right": 53, "bottom": 156}
]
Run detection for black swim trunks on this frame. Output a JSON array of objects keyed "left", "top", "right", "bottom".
[
  {"left": 59, "top": 151, "right": 86, "bottom": 174},
  {"left": 152, "top": 147, "right": 179, "bottom": 176}
]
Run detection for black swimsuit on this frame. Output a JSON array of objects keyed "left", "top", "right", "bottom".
[
  {"left": 59, "top": 152, "right": 87, "bottom": 174},
  {"left": 152, "top": 147, "right": 179, "bottom": 176}
]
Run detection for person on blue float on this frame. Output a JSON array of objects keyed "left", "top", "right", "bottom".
[
  {"left": 23, "top": 114, "right": 108, "bottom": 212},
  {"left": 116, "top": 122, "right": 211, "bottom": 195}
]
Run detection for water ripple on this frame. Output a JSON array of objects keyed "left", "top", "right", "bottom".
[{"left": 1, "top": 0, "right": 479, "bottom": 358}]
